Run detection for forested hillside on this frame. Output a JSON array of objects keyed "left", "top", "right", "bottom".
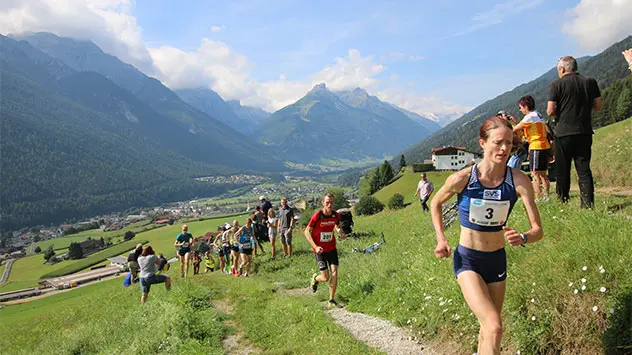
[{"left": 403, "top": 36, "right": 632, "bottom": 161}]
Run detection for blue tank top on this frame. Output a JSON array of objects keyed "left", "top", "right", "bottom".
[
  {"left": 239, "top": 226, "right": 253, "bottom": 247},
  {"left": 457, "top": 164, "right": 518, "bottom": 232}
]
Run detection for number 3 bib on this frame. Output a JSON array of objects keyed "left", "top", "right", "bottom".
[
  {"left": 469, "top": 199, "right": 510, "bottom": 226},
  {"left": 320, "top": 232, "right": 333, "bottom": 242}
]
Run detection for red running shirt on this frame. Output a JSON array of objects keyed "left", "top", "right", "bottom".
[{"left": 307, "top": 210, "right": 340, "bottom": 252}]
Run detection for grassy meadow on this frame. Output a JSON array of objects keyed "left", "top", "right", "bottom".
[{"left": 2, "top": 118, "right": 631, "bottom": 354}]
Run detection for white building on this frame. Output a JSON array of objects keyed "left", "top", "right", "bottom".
[{"left": 431, "top": 146, "right": 479, "bottom": 171}]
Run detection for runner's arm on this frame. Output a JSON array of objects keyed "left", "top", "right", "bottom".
[
  {"left": 430, "top": 171, "right": 468, "bottom": 243},
  {"left": 303, "top": 226, "right": 320, "bottom": 250},
  {"left": 547, "top": 101, "right": 556, "bottom": 117},
  {"left": 511, "top": 170, "right": 544, "bottom": 244}
]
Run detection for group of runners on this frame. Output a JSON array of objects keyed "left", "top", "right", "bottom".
[{"left": 132, "top": 52, "right": 632, "bottom": 354}]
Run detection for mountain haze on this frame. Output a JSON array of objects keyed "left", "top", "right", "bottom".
[
  {"left": 258, "top": 84, "right": 438, "bottom": 163},
  {"left": 402, "top": 35, "right": 632, "bottom": 162}
]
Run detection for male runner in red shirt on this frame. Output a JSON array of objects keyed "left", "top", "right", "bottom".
[{"left": 304, "top": 192, "right": 346, "bottom": 307}]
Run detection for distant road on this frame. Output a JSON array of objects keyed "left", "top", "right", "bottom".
[{"left": 0, "top": 259, "right": 15, "bottom": 286}]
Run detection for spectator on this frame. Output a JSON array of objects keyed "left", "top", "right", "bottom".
[
  {"left": 277, "top": 197, "right": 295, "bottom": 258},
  {"left": 138, "top": 245, "right": 171, "bottom": 304},
  {"left": 623, "top": 49, "right": 632, "bottom": 72},
  {"left": 414, "top": 173, "right": 434, "bottom": 213},
  {"left": 127, "top": 243, "right": 143, "bottom": 283},
  {"left": 547, "top": 56, "right": 602, "bottom": 208},
  {"left": 156, "top": 253, "right": 169, "bottom": 273}
]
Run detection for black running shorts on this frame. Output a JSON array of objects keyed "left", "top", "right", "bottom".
[
  {"left": 529, "top": 149, "right": 549, "bottom": 172},
  {"left": 314, "top": 249, "right": 339, "bottom": 271}
]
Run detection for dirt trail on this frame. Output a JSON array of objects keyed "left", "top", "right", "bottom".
[
  {"left": 277, "top": 284, "right": 434, "bottom": 355},
  {"left": 0, "top": 259, "right": 15, "bottom": 286},
  {"left": 212, "top": 299, "right": 262, "bottom": 355}
]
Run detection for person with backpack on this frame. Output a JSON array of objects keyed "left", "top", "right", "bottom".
[
  {"left": 512, "top": 95, "right": 552, "bottom": 201},
  {"left": 305, "top": 192, "right": 347, "bottom": 308},
  {"left": 138, "top": 245, "right": 171, "bottom": 304},
  {"left": 127, "top": 243, "right": 143, "bottom": 283}
]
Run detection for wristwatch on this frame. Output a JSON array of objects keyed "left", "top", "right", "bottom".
[{"left": 519, "top": 233, "right": 528, "bottom": 244}]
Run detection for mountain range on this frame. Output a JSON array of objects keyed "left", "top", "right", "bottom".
[
  {"left": 402, "top": 35, "right": 632, "bottom": 162},
  {"left": 257, "top": 84, "right": 440, "bottom": 163}
]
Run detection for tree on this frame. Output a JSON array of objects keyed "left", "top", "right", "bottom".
[
  {"left": 124, "top": 231, "right": 136, "bottom": 241},
  {"left": 355, "top": 196, "right": 385, "bottom": 216},
  {"left": 43, "top": 245, "right": 56, "bottom": 262},
  {"left": 324, "top": 188, "right": 350, "bottom": 210},
  {"left": 378, "top": 161, "right": 395, "bottom": 187},
  {"left": 399, "top": 154, "right": 407, "bottom": 171},
  {"left": 68, "top": 242, "right": 84, "bottom": 260},
  {"left": 34, "top": 246, "right": 42, "bottom": 253},
  {"left": 388, "top": 193, "right": 405, "bottom": 210}
]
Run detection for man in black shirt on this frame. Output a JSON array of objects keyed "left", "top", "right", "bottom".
[{"left": 547, "top": 56, "right": 602, "bottom": 208}]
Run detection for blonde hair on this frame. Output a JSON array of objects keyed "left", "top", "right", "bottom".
[
  {"left": 268, "top": 209, "right": 276, "bottom": 218},
  {"left": 181, "top": 224, "right": 188, "bottom": 232}
]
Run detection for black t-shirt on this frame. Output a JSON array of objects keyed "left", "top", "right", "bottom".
[
  {"left": 548, "top": 73, "right": 601, "bottom": 137},
  {"left": 260, "top": 200, "right": 272, "bottom": 216}
]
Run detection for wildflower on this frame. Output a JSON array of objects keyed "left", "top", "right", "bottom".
[
  {"left": 530, "top": 298, "right": 535, "bottom": 303},
  {"left": 610, "top": 308, "right": 615, "bottom": 314},
  {"left": 559, "top": 209, "right": 564, "bottom": 213},
  {"left": 569, "top": 282, "right": 574, "bottom": 287},
  {"left": 581, "top": 285, "right": 587, "bottom": 291},
  {"left": 582, "top": 266, "right": 588, "bottom": 271},
  {"left": 407, "top": 319, "right": 411, "bottom": 324},
  {"left": 592, "top": 306, "right": 598, "bottom": 312},
  {"left": 517, "top": 351, "right": 521, "bottom": 355},
  {"left": 442, "top": 309, "right": 448, "bottom": 313},
  {"left": 600, "top": 269, "right": 606, "bottom": 274},
  {"left": 531, "top": 316, "right": 536, "bottom": 321},
  {"left": 439, "top": 297, "right": 443, "bottom": 301},
  {"left": 552, "top": 216, "right": 557, "bottom": 219},
  {"left": 532, "top": 282, "right": 536, "bottom": 286},
  {"left": 581, "top": 278, "right": 587, "bottom": 283},
  {"left": 574, "top": 289, "right": 579, "bottom": 294},
  {"left": 378, "top": 307, "right": 382, "bottom": 312},
  {"left": 439, "top": 301, "right": 446, "bottom": 306},
  {"left": 600, "top": 287, "right": 606, "bottom": 293}
]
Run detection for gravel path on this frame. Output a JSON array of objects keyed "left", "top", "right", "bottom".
[{"left": 327, "top": 307, "right": 434, "bottom": 355}]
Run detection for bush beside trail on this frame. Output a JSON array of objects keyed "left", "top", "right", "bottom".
[
  {"left": 354, "top": 196, "right": 384, "bottom": 216},
  {"left": 388, "top": 193, "right": 405, "bottom": 210}
]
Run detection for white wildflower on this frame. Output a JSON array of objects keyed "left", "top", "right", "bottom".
[
  {"left": 581, "top": 278, "right": 587, "bottom": 283},
  {"left": 574, "top": 289, "right": 579, "bottom": 294},
  {"left": 553, "top": 216, "right": 557, "bottom": 219},
  {"left": 532, "top": 282, "right": 536, "bottom": 286},
  {"left": 600, "top": 287, "right": 606, "bottom": 293},
  {"left": 569, "top": 282, "right": 574, "bottom": 287},
  {"left": 439, "top": 301, "right": 446, "bottom": 306},
  {"left": 600, "top": 269, "right": 606, "bottom": 274},
  {"left": 531, "top": 316, "right": 536, "bottom": 321},
  {"left": 582, "top": 266, "right": 588, "bottom": 271},
  {"left": 610, "top": 308, "right": 615, "bottom": 314},
  {"left": 592, "top": 306, "right": 598, "bottom": 312},
  {"left": 531, "top": 298, "right": 535, "bottom": 303},
  {"left": 581, "top": 285, "right": 587, "bottom": 291}
]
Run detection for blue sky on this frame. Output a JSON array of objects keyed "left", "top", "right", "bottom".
[
  {"left": 1, "top": 0, "right": 631, "bottom": 115},
  {"left": 135, "top": 0, "right": 581, "bottom": 106}
]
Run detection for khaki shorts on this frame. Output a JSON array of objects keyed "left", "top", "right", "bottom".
[
  {"left": 280, "top": 228, "right": 292, "bottom": 245},
  {"left": 128, "top": 261, "right": 140, "bottom": 276}
]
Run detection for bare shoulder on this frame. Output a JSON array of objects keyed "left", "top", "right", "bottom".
[
  {"left": 444, "top": 167, "right": 471, "bottom": 192},
  {"left": 511, "top": 168, "right": 531, "bottom": 188}
]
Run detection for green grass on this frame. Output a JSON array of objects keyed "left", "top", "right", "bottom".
[
  {"left": 0, "top": 254, "right": 73, "bottom": 292},
  {"left": 35, "top": 235, "right": 93, "bottom": 251},
  {"left": 40, "top": 239, "right": 148, "bottom": 279},
  {"left": 373, "top": 169, "right": 452, "bottom": 206},
  {"left": 0, "top": 276, "right": 229, "bottom": 354},
  {"left": 591, "top": 117, "right": 632, "bottom": 187}
]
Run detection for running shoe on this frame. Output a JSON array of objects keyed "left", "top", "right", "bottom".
[
  {"left": 328, "top": 299, "right": 343, "bottom": 308},
  {"left": 311, "top": 273, "right": 319, "bottom": 293}
]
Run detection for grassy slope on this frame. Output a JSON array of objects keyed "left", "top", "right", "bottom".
[
  {"left": 2, "top": 119, "right": 631, "bottom": 353},
  {"left": 35, "top": 235, "right": 93, "bottom": 251},
  {"left": 590, "top": 117, "right": 632, "bottom": 186},
  {"left": 2, "top": 212, "right": 250, "bottom": 292}
]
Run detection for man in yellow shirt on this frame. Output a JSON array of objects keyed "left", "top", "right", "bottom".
[{"left": 513, "top": 95, "right": 551, "bottom": 201}]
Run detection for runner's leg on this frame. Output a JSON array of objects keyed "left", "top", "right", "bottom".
[
  {"left": 329, "top": 264, "right": 339, "bottom": 301},
  {"left": 458, "top": 271, "right": 504, "bottom": 355}
]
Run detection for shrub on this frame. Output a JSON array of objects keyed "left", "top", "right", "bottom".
[
  {"left": 355, "top": 196, "right": 384, "bottom": 216},
  {"left": 412, "top": 163, "right": 435, "bottom": 172},
  {"left": 298, "top": 208, "right": 315, "bottom": 227},
  {"left": 388, "top": 193, "right": 405, "bottom": 210},
  {"left": 34, "top": 246, "right": 42, "bottom": 253},
  {"left": 124, "top": 231, "right": 136, "bottom": 241}
]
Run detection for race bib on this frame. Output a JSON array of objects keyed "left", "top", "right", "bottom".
[
  {"left": 469, "top": 199, "right": 510, "bottom": 226},
  {"left": 182, "top": 242, "right": 190, "bottom": 248},
  {"left": 320, "top": 231, "right": 333, "bottom": 242}
]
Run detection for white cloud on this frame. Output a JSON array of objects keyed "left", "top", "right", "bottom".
[
  {"left": 388, "top": 51, "right": 406, "bottom": 60},
  {"left": 409, "top": 55, "right": 424, "bottom": 61},
  {"left": 376, "top": 88, "right": 472, "bottom": 117},
  {"left": 0, "top": 0, "right": 469, "bottom": 117},
  {"left": 562, "top": 0, "right": 632, "bottom": 52},
  {"left": 0, "top": 0, "right": 155, "bottom": 74},
  {"left": 449, "top": 0, "right": 544, "bottom": 37},
  {"left": 210, "top": 25, "right": 225, "bottom": 33}
]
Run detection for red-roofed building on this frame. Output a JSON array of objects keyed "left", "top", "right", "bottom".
[{"left": 154, "top": 219, "right": 170, "bottom": 225}]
